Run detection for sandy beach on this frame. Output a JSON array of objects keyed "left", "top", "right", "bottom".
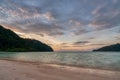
[{"left": 0, "top": 60, "right": 120, "bottom": 80}]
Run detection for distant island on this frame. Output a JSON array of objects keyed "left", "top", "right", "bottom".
[
  {"left": 0, "top": 25, "right": 53, "bottom": 52},
  {"left": 93, "top": 43, "right": 120, "bottom": 51}
]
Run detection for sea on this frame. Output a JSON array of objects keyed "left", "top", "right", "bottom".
[{"left": 0, "top": 52, "right": 120, "bottom": 70}]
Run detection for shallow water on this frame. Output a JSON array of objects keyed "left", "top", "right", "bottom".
[{"left": 0, "top": 52, "right": 120, "bottom": 70}]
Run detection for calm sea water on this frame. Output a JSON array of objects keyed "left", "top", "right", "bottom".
[{"left": 0, "top": 52, "right": 120, "bottom": 70}]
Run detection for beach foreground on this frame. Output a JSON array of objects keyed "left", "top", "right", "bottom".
[{"left": 0, "top": 60, "right": 120, "bottom": 80}]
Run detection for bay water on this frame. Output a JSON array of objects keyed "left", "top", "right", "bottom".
[{"left": 0, "top": 52, "right": 120, "bottom": 70}]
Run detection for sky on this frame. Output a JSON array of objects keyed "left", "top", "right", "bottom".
[{"left": 0, "top": 0, "right": 120, "bottom": 51}]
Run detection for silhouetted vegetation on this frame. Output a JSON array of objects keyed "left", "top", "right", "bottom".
[
  {"left": 0, "top": 25, "right": 53, "bottom": 52},
  {"left": 93, "top": 43, "right": 120, "bottom": 51}
]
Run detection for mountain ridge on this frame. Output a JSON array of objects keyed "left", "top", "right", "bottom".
[
  {"left": 93, "top": 43, "right": 120, "bottom": 51},
  {"left": 0, "top": 25, "right": 53, "bottom": 52}
]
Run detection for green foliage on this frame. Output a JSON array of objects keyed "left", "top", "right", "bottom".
[
  {"left": 93, "top": 43, "right": 120, "bottom": 51},
  {"left": 0, "top": 25, "right": 53, "bottom": 52}
]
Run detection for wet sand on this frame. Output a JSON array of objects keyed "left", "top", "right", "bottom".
[{"left": 0, "top": 60, "right": 120, "bottom": 80}]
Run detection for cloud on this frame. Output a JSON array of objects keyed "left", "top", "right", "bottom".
[
  {"left": 90, "top": 0, "right": 120, "bottom": 30},
  {"left": 25, "top": 23, "right": 64, "bottom": 36},
  {"left": 115, "top": 36, "right": 120, "bottom": 40},
  {"left": 73, "top": 41, "right": 90, "bottom": 45},
  {"left": 89, "top": 43, "right": 105, "bottom": 46},
  {"left": 61, "top": 43, "right": 68, "bottom": 45},
  {"left": 3, "top": 22, "right": 65, "bottom": 36},
  {"left": 73, "top": 29, "right": 90, "bottom": 35},
  {"left": 1, "top": 0, "right": 120, "bottom": 35},
  {"left": 0, "top": 1, "right": 63, "bottom": 36},
  {"left": 0, "top": 0, "right": 120, "bottom": 51},
  {"left": 118, "top": 29, "right": 120, "bottom": 33}
]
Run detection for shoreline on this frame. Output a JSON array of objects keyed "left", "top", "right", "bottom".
[
  {"left": 0, "top": 58, "right": 120, "bottom": 71},
  {"left": 0, "top": 59, "right": 120, "bottom": 80}
]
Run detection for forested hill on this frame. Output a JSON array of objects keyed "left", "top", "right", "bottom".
[
  {"left": 0, "top": 25, "right": 53, "bottom": 52},
  {"left": 93, "top": 43, "right": 120, "bottom": 52}
]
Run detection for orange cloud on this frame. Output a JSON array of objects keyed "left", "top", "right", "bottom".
[{"left": 2, "top": 24, "right": 21, "bottom": 32}]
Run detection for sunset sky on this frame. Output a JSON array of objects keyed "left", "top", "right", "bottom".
[{"left": 0, "top": 0, "right": 120, "bottom": 51}]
